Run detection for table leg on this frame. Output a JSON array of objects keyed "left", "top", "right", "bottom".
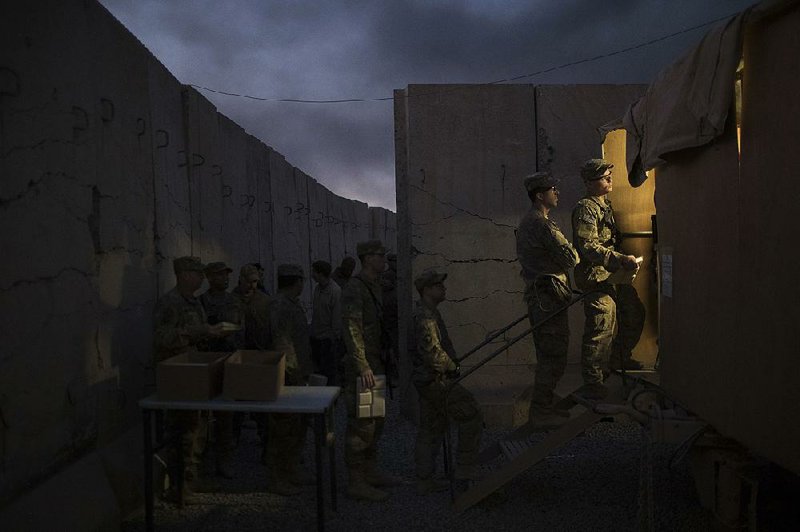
[
  {"left": 143, "top": 409, "right": 154, "bottom": 532},
  {"left": 315, "top": 414, "right": 325, "bottom": 532},
  {"left": 328, "top": 409, "right": 337, "bottom": 512}
]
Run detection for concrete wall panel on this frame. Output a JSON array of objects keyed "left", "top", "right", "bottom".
[
  {"left": 249, "top": 138, "right": 274, "bottom": 293},
  {"left": 308, "top": 178, "right": 331, "bottom": 264}
]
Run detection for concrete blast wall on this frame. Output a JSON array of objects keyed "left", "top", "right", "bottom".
[
  {"left": 0, "top": 0, "right": 395, "bottom": 520},
  {"left": 395, "top": 84, "right": 645, "bottom": 426}
]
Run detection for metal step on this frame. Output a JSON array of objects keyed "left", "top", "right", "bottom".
[{"left": 454, "top": 408, "right": 605, "bottom": 512}]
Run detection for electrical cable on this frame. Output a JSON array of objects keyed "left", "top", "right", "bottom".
[{"left": 189, "top": 10, "right": 741, "bottom": 105}]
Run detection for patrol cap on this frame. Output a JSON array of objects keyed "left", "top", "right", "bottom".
[
  {"left": 523, "top": 172, "right": 558, "bottom": 193},
  {"left": 239, "top": 263, "right": 261, "bottom": 279},
  {"left": 277, "top": 263, "right": 305, "bottom": 278},
  {"left": 205, "top": 261, "right": 233, "bottom": 274},
  {"left": 173, "top": 256, "right": 205, "bottom": 274},
  {"left": 414, "top": 270, "right": 447, "bottom": 293},
  {"left": 581, "top": 158, "right": 614, "bottom": 181},
  {"left": 356, "top": 240, "right": 387, "bottom": 256}
]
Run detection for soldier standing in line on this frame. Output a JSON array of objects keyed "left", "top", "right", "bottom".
[
  {"left": 198, "top": 261, "right": 239, "bottom": 478},
  {"left": 342, "top": 240, "right": 400, "bottom": 502},
  {"left": 231, "top": 264, "right": 271, "bottom": 350},
  {"left": 310, "top": 260, "right": 342, "bottom": 386},
  {"left": 153, "top": 256, "right": 231, "bottom": 503},
  {"left": 516, "top": 172, "right": 580, "bottom": 427},
  {"left": 331, "top": 256, "right": 356, "bottom": 289},
  {"left": 265, "top": 263, "right": 315, "bottom": 496},
  {"left": 572, "top": 159, "right": 645, "bottom": 399},
  {"left": 411, "top": 271, "right": 483, "bottom": 495}
]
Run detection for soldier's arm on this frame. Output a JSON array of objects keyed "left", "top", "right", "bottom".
[
  {"left": 153, "top": 302, "right": 208, "bottom": 356},
  {"left": 542, "top": 221, "right": 580, "bottom": 271},
  {"left": 342, "top": 285, "right": 370, "bottom": 373},
  {"left": 572, "top": 204, "right": 624, "bottom": 272},
  {"left": 417, "top": 318, "right": 458, "bottom": 374},
  {"left": 269, "top": 305, "right": 298, "bottom": 369}
]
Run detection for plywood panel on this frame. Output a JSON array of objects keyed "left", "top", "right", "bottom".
[{"left": 734, "top": 5, "right": 800, "bottom": 474}]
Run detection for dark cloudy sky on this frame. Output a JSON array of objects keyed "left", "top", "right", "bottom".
[{"left": 99, "top": 0, "right": 753, "bottom": 210}]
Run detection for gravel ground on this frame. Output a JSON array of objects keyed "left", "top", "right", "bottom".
[{"left": 122, "top": 397, "right": 713, "bottom": 532}]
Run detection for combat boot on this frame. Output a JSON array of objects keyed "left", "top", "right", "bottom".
[
  {"left": 363, "top": 462, "right": 402, "bottom": 487},
  {"left": 416, "top": 478, "right": 450, "bottom": 495},
  {"left": 347, "top": 467, "right": 389, "bottom": 502}
]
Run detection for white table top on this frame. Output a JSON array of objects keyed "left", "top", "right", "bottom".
[{"left": 139, "top": 386, "right": 341, "bottom": 414}]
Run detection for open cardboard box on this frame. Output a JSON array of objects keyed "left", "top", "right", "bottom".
[
  {"left": 156, "top": 351, "right": 229, "bottom": 401},
  {"left": 223, "top": 350, "right": 285, "bottom": 401}
]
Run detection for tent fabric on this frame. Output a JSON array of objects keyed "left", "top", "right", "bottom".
[{"left": 619, "top": 10, "right": 749, "bottom": 186}]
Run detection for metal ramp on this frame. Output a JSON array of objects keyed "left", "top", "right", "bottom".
[{"left": 453, "top": 387, "right": 621, "bottom": 513}]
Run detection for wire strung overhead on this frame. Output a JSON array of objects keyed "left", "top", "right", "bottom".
[{"left": 189, "top": 11, "right": 739, "bottom": 105}]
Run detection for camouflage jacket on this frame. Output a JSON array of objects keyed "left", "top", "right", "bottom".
[
  {"left": 411, "top": 300, "right": 458, "bottom": 385},
  {"left": 572, "top": 195, "right": 625, "bottom": 288},
  {"left": 269, "top": 291, "right": 313, "bottom": 377},
  {"left": 199, "top": 289, "right": 241, "bottom": 352},
  {"left": 516, "top": 208, "right": 579, "bottom": 292},
  {"left": 232, "top": 287, "right": 271, "bottom": 350},
  {"left": 341, "top": 272, "right": 384, "bottom": 374},
  {"left": 153, "top": 287, "right": 209, "bottom": 363}
]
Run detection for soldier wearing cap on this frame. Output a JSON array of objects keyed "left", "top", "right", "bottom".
[
  {"left": 232, "top": 264, "right": 272, "bottom": 350},
  {"left": 572, "top": 159, "right": 645, "bottom": 399},
  {"left": 264, "top": 263, "right": 315, "bottom": 495},
  {"left": 199, "top": 262, "right": 240, "bottom": 353},
  {"left": 411, "top": 270, "right": 483, "bottom": 494},
  {"left": 516, "top": 172, "right": 580, "bottom": 428},
  {"left": 341, "top": 239, "right": 399, "bottom": 501},
  {"left": 153, "top": 256, "right": 232, "bottom": 503}
]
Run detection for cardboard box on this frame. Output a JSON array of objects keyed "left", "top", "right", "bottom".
[
  {"left": 223, "top": 350, "right": 285, "bottom": 401},
  {"left": 156, "top": 351, "right": 228, "bottom": 401}
]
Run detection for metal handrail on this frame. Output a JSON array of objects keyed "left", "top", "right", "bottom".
[
  {"left": 454, "top": 314, "right": 528, "bottom": 364},
  {"left": 443, "top": 289, "right": 601, "bottom": 500}
]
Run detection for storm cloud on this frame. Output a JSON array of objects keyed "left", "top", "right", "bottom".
[{"left": 99, "top": 0, "right": 753, "bottom": 209}]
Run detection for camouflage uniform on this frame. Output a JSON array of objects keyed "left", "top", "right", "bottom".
[
  {"left": 199, "top": 290, "right": 241, "bottom": 352},
  {"left": 411, "top": 298, "right": 482, "bottom": 480},
  {"left": 572, "top": 195, "right": 645, "bottom": 384},
  {"left": 342, "top": 271, "right": 386, "bottom": 471},
  {"left": 232, "top": 286, "right": 272, "bottom": 350},
  {"left": 265, "top": 287, "right": 313, "bottom": 485},
  {"left": 153, "top": 265, "right": 209, "bottom": 484},
  {"left": 516, "top": 203, "right": 579, "bottom": 413}
]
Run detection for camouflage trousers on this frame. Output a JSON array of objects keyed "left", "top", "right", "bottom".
[
  {"left": 527, "top": 293, "right": 570, "bottom": 411},
  {"left": 165, "top": 410, "right": 234, "bottom": 482},
  {"left": 344, "top": 361, "right": 386, "bottom": 470},
  {"left": 413, "top": 380, "right": 482, "bottom": 480},
  {"left": 581, "top": 283, "right": 645, "bottom": 384},
  {"left": 265, "top": 371, "right": 307, "bottom": 477}
]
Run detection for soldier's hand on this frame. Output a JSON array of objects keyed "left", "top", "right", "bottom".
[
  {"left": 621, "top": 255, "right": 639, "bottom": 270},
  {"left": 360, "top": 369, "right": 376, "bottom": 390},
  {"left": 445, "top": 363, "right": 461, "bottom": 379}
]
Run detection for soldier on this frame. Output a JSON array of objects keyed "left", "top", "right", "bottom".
[
  {"left": 331, "top": 256, "right": 356, "bottom": 289},
  {"left": 153, "top": 256, "right": 231, "bottom": 503},
  {"left": 199, "top": 261, "right": 240, "bottom": 352},
  {"left": 198, "top": 261, "right": 239, "bottom": 478},
  {"left": 572, "top": 159, "right": 646, "bottom": 399},
  {"left": 231, "top": 264, "right": 271, "bottom": 350},
  {"left": 412, "top": 271, "right": 483, "bottom": 494},
  {"left": 265, "top": 263, "right": 315, "bottom": 495},
  {"left": 342, "top": 240, "right": 399, "bottom": 501},
  {"left": 516, "top": 172, "right": 580, "bottom": 427},
  {"left": 310, "top": 260, "right": 342, "bottom": 386}
]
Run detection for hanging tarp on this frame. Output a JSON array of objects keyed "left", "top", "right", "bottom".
[{"left": 620, "top": 10, "right": 749, "bottom": 186}]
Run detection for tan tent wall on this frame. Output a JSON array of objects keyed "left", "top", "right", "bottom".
[{"left": 658, "top": 4, "right": 800, "bottom": 475}]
